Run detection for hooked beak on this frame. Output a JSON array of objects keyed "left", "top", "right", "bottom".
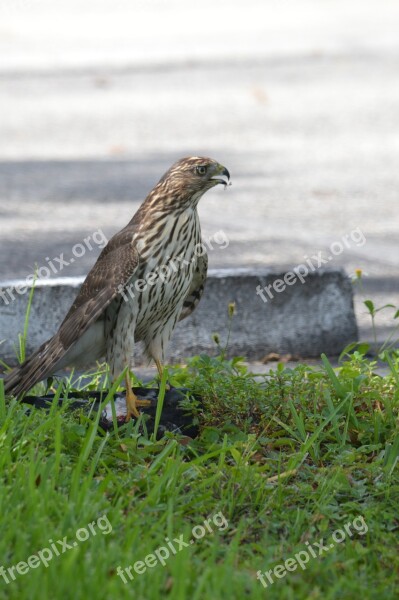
[{"left": 211, "top": 165, "right": 231, "bottom": 187}]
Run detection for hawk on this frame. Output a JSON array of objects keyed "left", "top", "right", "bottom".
[{"left": 4, "top": 157, "right": 230, "bottom": 419}]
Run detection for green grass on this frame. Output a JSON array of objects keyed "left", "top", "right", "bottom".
[{"left": 1, "top": 347, "right": 399, "bottom": 599}]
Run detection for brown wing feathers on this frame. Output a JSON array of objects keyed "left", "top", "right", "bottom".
[{"left": 4, "top": 235, "right": 139, "bottom": 396}]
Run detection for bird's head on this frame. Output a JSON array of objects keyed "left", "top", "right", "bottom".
[{"left": 152, "top": 156, "right": 231, "bottom": 210}]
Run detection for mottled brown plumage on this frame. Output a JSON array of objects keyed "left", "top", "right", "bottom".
[{"left": 4, "top": 157, "right": 230, "bottom": 418}]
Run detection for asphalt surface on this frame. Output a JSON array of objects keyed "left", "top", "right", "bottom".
[{"left": 0, "top": 0, "right": 398, "bottom": 345}]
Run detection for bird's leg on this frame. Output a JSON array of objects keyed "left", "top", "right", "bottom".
[
  {"left": 154, "top": 358, "right": 172, "bottom": 390},
  {"left": 155, "top": 358, "right": 164, "bottom": 382},
  {"left": 124, "top": 372, "right": 150, "bottom": 421}
]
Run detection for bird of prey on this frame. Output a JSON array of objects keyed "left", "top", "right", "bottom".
[{"left": 4, "top": 157, "right": 230, "bottom": 419}]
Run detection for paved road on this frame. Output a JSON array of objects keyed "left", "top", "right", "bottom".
[{"left": 0, "top": 0, "right": 398, "bottom": 343}]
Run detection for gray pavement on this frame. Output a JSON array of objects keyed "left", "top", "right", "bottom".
[{"left": 0, "top": 0, "right": 398, "bottom": 347}]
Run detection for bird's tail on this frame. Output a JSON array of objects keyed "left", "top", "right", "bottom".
[{"left": 3, "top": 334, "right": 65, "bottom": 397}]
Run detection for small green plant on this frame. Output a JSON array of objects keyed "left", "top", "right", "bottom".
[
  {"left": 353, "top": 268, "right": 399, "bottom": 352},
  {"left": 16, "top": 270, "right": 38, "bottom": 364},
  {"left": 211, "top": 301, "right": 236, "bottom": 360}
]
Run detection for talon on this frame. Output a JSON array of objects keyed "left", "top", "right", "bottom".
[
  {"left": 136, "top": 398, "right": 151, "bottom": 408},
  {"left": 125, "top": 387, "right": 140, "bottom": 421},
  {"left": 124, "top": 373, "right": 150, "bottom": 420}
]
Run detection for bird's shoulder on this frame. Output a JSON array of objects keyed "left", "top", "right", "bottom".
[{"left": 60, "top": 223, "right": 140, "bottom": 328}]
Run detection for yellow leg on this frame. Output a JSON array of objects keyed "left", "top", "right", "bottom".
[
  {"left": 155, "top": 358, "right": 163, "bottom": 381},
  {"left": 154, "top": 358, "right": 171, "bottom": 390},
  {"left": 125, "top": 372, "right": 151, "bottom": 421}
]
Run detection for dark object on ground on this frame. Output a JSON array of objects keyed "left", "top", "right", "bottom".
[{"left": 21, "top": 387, "right": 201, "bottom": 438}]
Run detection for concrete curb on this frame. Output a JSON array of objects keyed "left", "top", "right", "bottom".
[{"left": 0, "top": 269, "right": 357, "bottom": 367}]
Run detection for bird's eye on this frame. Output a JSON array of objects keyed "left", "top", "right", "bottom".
[{"left": 196, "top": 165, "right": 207, "bottom": 176}]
